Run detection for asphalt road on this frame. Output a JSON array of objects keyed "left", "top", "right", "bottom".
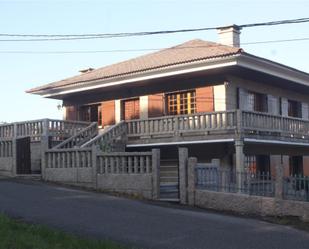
[{"left": 0, "top": 179, "right": 309, "bottom": 249}]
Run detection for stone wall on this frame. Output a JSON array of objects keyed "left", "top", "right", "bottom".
[
  {"left": 195, "top": 189, "right": 309, "bottom": 221},
  {"left": 44, "top": 167, "right": 93, "bottom": 188},
  {"left": 0, "top": 157, "right": 14, "bottom": 177},
  {"left": 97, "top": 174, "right": 153, "bottom": 199}
]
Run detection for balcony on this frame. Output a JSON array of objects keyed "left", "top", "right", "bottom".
[{"left": 125, "top": 110, "right": 309, "bottom": 146}]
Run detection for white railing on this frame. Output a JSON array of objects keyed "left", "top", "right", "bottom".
[
  {"left": 96, "top": 152, "right": 153, "bottom": 174},
  {"left": 126, "top": 111, "right": 237, "bottom": 136},
  {"left": 0, "top": 119, "right": 90, "bottom": 141},
  {"left": 81, "top": 121, "right": 126, "bottom": 150},
  {"left": 53, "top": 122, "right": 98, "bottom": 149},
  {"left": 242, "top": 111, "right": 309, "bottom": 137},
  {"left": 0, "top": 139, "right": 13, "bottom": 158},
  {"left": 0, "top": 124, "right": 14, "bottom": 138},
  {"left": 47, "top": 119, "right": 91, "bottom": 140},
  {"left": 45, "top": 148, "right": 93, "bottom": 168}
]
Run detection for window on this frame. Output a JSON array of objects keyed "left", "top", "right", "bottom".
[
  {"left": 166, "top": 90, "right": 196, "bottom": 115},
  {"left": 289, "top": 156, "right": 303, "bottom": 176},
  {"left": 288, "top": 100, "right": 302, "bottom": 118},
  {"left": 248, "top": 91, "right": 268, "bottom": 112},
  {"left": 245, "top": 155, "right": 270, "bottom": 174}
]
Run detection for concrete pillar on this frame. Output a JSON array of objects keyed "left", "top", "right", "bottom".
[
  {"left": 187, "top": 157, "right": 197, "bottom": 206},
  {"left": 213, "top": 84, "right": 226, "bottom": 111},
  {"left": 139, "top": 96, "right": 148, "bottom": 119},
  {"left": 275, "top": 155, "right": 284, "bottom": 200},
  {"left": 11, "top": 138, "right": 17, "bottom": 176},
  {"left": 91, "top": 145, "right": 98, "bottom": 189},
  {"left": 40, "top": 119, "right": 50, "bottom": 180},
  {"left": 115, "top": 100, "right": 122, "bottom": 123},
  {"left": 235, "top": 139, "right": 245, "bottom": 191},
  {"left": 152, "top": 149, "right": 160, "bottom": 200},
  {"left": 178, "top": 147, "right": 188, "bottom": 204}
]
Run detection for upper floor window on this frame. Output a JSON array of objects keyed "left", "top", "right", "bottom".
[
  {"left": 248, "top": 91, "right": 268, "bottom": 112},
  {"left": 79, "top": 104, "right": 101, "bottom": 124},
  {"left": 166, "top": 90, "right": 196, "bottom": 115},
  {"left": 288, "top": 99, "right": 302, "bottom": 118}
]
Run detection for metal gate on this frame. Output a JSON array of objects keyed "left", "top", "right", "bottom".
[
  {"left": 16, "top": 136, "right": 31, "bottom": 174},
  {"left": 159, "top": 159, "right": 179, "bottom": 200}
]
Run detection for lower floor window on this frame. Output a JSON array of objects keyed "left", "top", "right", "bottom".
[
  {"left": 245, "top": 155, "right": 270, "bottom": 174},
  {"left": 289, "top": 156, "right": 303, "bottom": 176}
]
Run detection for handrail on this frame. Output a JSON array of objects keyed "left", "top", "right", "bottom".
[
  {"left": 81, "top": 121, "right": 126, "bottom": 149},
  {"left": 53, "top": 122, "right": 98, "bottom": 149}
]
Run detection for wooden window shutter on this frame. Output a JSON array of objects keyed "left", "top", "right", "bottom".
[
  {"left": 102, "top": 100, "right": 115, "bottom": 126},
  {"left": 148, "top": 93, "right": 164, "bottom": 117},
  {"left": 65, "top": 106, "right": 77, "bottom": 121},
  {"left": 196, "top": 86, "right": 214, "bottom": 113},
  {"left": 123, "top": 98, "right": 140, "bottom": 120}
]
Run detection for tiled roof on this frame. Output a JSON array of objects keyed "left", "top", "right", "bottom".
[{"left": 27, "top": 39, "right": 242, "bottom": 93}]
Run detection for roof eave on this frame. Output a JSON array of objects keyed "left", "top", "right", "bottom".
[
  {"left": 33, "top": 55, "right": 240, "bottom": 98},
  {"left": 236, "top": 54, "right": 309, "bottom": 87}
]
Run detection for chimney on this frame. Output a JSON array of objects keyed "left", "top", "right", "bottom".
[{"left": 217, "top": 25, "right": 241, "bottom": 47}]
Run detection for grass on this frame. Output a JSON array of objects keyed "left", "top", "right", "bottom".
[{"left": 0, "top": 214, "right": 128, "bottom": 249}]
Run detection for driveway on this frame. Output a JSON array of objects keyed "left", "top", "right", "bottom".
[{"left": 0, "top": 179, "right": 308, "bottom": 249}]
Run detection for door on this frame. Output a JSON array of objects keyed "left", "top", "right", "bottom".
[
  {"left": 16, "top": 136, "right": 31, "bottom": 174},
  {"left": 123, "top": 98, "right": 140, "bottom": 120}
]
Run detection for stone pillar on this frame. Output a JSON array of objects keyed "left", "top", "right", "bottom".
[
  {"left": 152, "top": 149, "right": 160, "bottom": 200},
  {"left": 275, "top": 155, "right": 284, "bottom": 200},
  {"left": 139, "top": 96, "right": 148, "bottom": 119},
  {"left": 178, "top": 147, "right": 188, "bottom": 204},
  {"left": 235, "top": 139, "right": 244, "bottom": 191},
  {"left": 91, "top": 145, "right": 98, "bottom": 189},
  {"left": 11, "top": 138, "right": 17, "bottom": 176},
  {"left": 115, "top": 100, "right": 122, "bottom": 123},
  {"left": 187, "top": 157, "right": 197, "bottom": 206},
  {"left": 40, "top": 119, "right": 50, "bottom": 180}
]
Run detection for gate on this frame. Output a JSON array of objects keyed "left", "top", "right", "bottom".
[
  {"left": 160, "top": 159, "right": 179, "bottom": 200},
  {"left": 16, "top": 136, "right": 31, "bottom": 174}
]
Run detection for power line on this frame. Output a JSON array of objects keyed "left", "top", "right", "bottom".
[
  {"left": 0, "top": 17, "right": 309, "bottom": 42},
  {"left": 1, "top": 37, "right": 309, "bottom": 54}
]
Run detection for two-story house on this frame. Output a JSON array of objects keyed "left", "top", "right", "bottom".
[{"left": 27, "top": 25, "right": 309, "bottom": 186}]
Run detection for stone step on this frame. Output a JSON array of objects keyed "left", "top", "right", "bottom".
[
  {"left": 15, "top": 174, "right": 42, "bottom": 181},
  {"left": 160, "top": 171, "right": 178, "bottom": 177},
  {"left": 160, "top": 176, "right": 179, "bottom": 183}
]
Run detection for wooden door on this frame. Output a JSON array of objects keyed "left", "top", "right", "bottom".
[
  {"left": 123, "top": 98, "right": 140, "bottom": 120},
  {"left": 16, "top": 137, "right": 31, "bottom": 174}
]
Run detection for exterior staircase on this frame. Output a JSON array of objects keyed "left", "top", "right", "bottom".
[
  {"left": 51, "top": 121, "right": 127, "bottom": 152},
  {"left": 159, "top": 159, "right": 179, "bottom": 201}
]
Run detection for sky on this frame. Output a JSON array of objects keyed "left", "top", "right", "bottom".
[{"left": 1, "top": 0, "right": 309, "bottom": 122}]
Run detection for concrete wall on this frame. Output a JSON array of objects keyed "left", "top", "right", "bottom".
[
  {"left": 227, "top": 75, "right": 309, "bottom": 117},
  {"left": 44, "top": 167, "right": 93, "bottom": 187},
  {"left": 0, "top": 157, "right": 14, "bottom": 177},
  {"left": 195, "top": 189, "right": 309, "bottom": 221},
  {"left": 30, "top": 142, "right": 42, "bottom": 173},
  {"left": 97, "top": 174, "right": 153, "bottom": 199}
]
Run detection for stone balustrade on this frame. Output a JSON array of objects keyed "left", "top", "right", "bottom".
[
  {"left": 45, "top": 148, "right": 93, "bottom": 169},
  {"left": 53, "top": 122, "right": 98, "bottom": 149},
  {"left": 96, "top": 152, "right": 152, "bottom": 174}
]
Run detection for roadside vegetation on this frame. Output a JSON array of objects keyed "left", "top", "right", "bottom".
[{"left": 0, "top": 214, "right": 128, "bottom": 249}]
